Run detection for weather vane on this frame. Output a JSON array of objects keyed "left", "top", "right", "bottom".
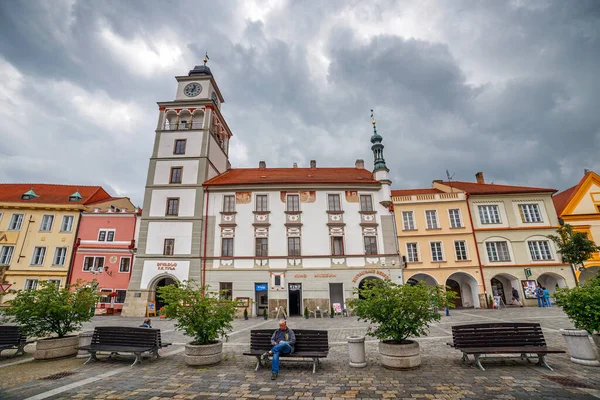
[
  {"left": 371, "top": 109, "right": 376, "bottom": 125},
  {"left": 203, "top": 52, "right": 210, "bottom": 66}
]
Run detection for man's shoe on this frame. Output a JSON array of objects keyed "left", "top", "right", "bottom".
[
  {"left": 271, "top": 372, "right": 278, "bottom": 380},
  {"left": 260, "top": 352, "right": 269, "bottom": 366}
]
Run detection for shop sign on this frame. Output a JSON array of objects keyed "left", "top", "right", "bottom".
[
  {"left": 314, "top": 273, "right": 336, "bottom": 278},
  {"left": 294, "top": 274, "right": 307, "bottom": 278},
  {"left": 157, "top": 262, "right": 177, "bottom": 271},
  {"left": 0, "top": 231, "right": 19, "bottom": 244},
  {"left": 352, "top": 269, "right": 390, "bottom": 283},
  {"left": 289, "top": 284, "right": 301, "bottom": 291},
  {"left": 255, "top": 283, "right": 268, "bottom": 291}
]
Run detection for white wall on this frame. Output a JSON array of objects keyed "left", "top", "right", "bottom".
[
  {"left": 154, "top": 160, "right": 199, "bottom": 185},
  {"left": 208, "top": 134, "right": 228, "bottom": 174},
  {"left": 146, "top": 221, "right": 193, "bottom": 254},
  {"left": 157, "top": 131, "right": 203, "bottom": 158},
  {"left": 149, "top": 189, "right": 197, "bottom": 217},
  {"left": 175, "top": 79, "right": 210, "bottom": 101},
  {"left": 140, "top": 260, "right": 190, "bottom": 289}
]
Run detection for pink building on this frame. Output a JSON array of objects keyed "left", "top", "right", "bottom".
[{"left": 68, "top": 199, "right": 139, "bottom": 313}]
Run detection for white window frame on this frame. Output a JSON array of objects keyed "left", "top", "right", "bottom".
[
  {"left": 119, "top": 257, "right": 131, "bottom": 273},
  {"left": 360, "top": 194, "right": 374, "bottom": 212},
  {"left": 0, "top": 212, "right": 3, "bottom": 223},
  {"left": 286, "top": 194, "right": 301, "bottom": 212},
  {"left": 39, "top": 214, "right": 54, "bottom": 232},
  {"left": 454, "top": 240, "right": 469, "bottom": 261},
  {"left": 327, "top": 193, "right": 343, "bottom": 212},
  {"left": 221, "top": 238, "right": 234, "bottom": 257},
  {"left": 430, "top": 241, "right": 444, "bottom": 262},
  {"left": 406, "top": 242, "right": 419, "bottom": 263},
  {"left": 82, "top": 256, "right": 105, "bottom": 272},
  {"left": 98, "top": 229, "right": 116, "bottom": 242},
  {"left": 478, "top": 205, "right": 501, "bottom": 224},
  {"left": 528, "top": 240, "right": 553, "bottom": 261},
  {"left": 486, "top": 241, "right": 511, "bottom": 262},
  {"left": 24, "top": 279, "right": 39, "bottom": 290},
  {"left": 255, "top": 194, "right": 269, "bottom": 212},
  {"left": 519, "top": 204, "right": 543, "bottom": 223},
  {"left": 448, "top": 209, "right": 463, "bottom": 228},
  {"left": 30, "top": 246, "right": 46, "bottom": 266},
  {"left": 363, "top": 236, "right": 378, "bottom": 255},
  {"left": 99, "top": 288, "right": 113, "bottom": 304},
  {"left": 222, "top": 195, "right": 236, "bottom": 213},
  {"left": 48, "top": 279, "right": 61, "bottom": 288},
  {"left": 8, "top": 213, "right": 24, "bottom": 231},
  {"left": 52, "top": 247, "right": 68, "bottom": 266},
  {"left": 425, "top": 210, "right": 439, "bottom": 229},
  {"left": 114, "top": 289, "right": 127, "bottom": 304},
  {"left": 0, "top": 245, "right": 15, "bottom": 265},
  {"left": 402, "top": 211, "right": 416, "bottom": 230},
  {"left": 60, "top": 215, "right": 74, "bottom": 232}
]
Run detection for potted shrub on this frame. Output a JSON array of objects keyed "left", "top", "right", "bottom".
[
  {"left": 243, "top": 308, "right": 248, "bottom": 320},
  {"left": 488, "top": 294, "right": 494, "bottom": 309},
  {"left": 0, "top": 280, "right": 99, "bottom": 360},
  {"left": 554, "top": 274, "right": 600, "bottom": 366},
  {"left": 304, "top": 306, "right": 309, "bottom": 319},
  {"left": 263, "top": 308, "right": 268, "bottom": 320},
  {"left": 330, "top": 306, "right": 334, "bottom": 318},
  {"left": 349, "top": 280, "right": 452, "bottom": 369},
  {"left": 157, "top": 280, "right": 236, "bottom": 366}
]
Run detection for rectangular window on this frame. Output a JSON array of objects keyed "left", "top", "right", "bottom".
[
  {"left": 174, "top": 139, "right": 187, "bottom": 155},
  {"left": 486, "top": 241, "right": 511, "bottom": 262},
  {"left": 48, "top": 279, "right": 61, "bottom": 288},
  {"left": 256, "top": 195, "right": 268, "bottom": 212},
  {"left": 219, "top": 282, "right": 233, "bottom": 300},
  {"left": 478, "top": 205, "right": 501, "bottom": 224},
  {"left": 221, "top": 238, "right": 233, "bottom": 257},
  {"left": 53, "top": 247, "right": 67, "bottom": 266},
  {"left": 449, "top": 209, "right": 462, "bottom": 228},
  {"left": 288, "top": 237, "right": 301, "bottom": 256},
  {"left": 223, "top": 195, "right": 235, "bottom": 212},
  {"left": 107, "top": 231, "right": 115, "bottom": 242},
  {"left": 83, "top": 256, "right": 104, "bottom": 271},
  {"left": 31, "top": 247, "right": 46, "bottom": 265},
  {"left": 60, "top": 215, "right": 74, "bottom": 232},
  {"left": 528, "top": 240, "right": 553, "bottom": 260},
  {"left": 425, "top": 210, "right": 439, "bottom": 229},
  {"left": 40, "top": 215, "right": 54, "bottom": 232},
  {"left": 99, "top": 289, "right": 112, "bottom": 304},
  {"left": 287, "top": 195, "right": 300, "bottom": 212},
  {"left": 328, "top": 194, "right": 342, "bottom": 212},
  {"left": 454, "top": 241, "right": 468, "bottom": 261},
  {"left": 402, "top": 211, "right": 415, "bottom": 230},
  {"left": 0, "top": 246, "right": 15, "bottom": 265},
  {"left": 360, "top": 195, "right": 373, "bottom": 212},
  {"left": 332, "top": 237, "right": 344, "bottom": 256},
  {"left": 9, "top": 213, "right": 24, "bottom": 230},
  {"left": 119, "top": 257, "right": 131, "bottom": 273},
  {"left": 519, "top": 204, "right": 542, "bottom": 223},
  {"left": 170, "top": 167, "right": 183, "bottom": 184},
  {"left": 115, "top": 289, "right": 127, "bottom": 304},
  {"left": 364, "top": 236, "right": 378, "bottom": 255},
  {"left": 255, "top": 238, "right": 268, "bottom": 257},
  {"left": 98, "top": 229, "right": 115, "bottom": 242},
  {"left": 406, "top": 243, "right": 419, "bottom": 262},
  {"left": 166, "top": 198, "right": 179, "bottom": 216},
  {"left": 274, "top": 275, "right": 281, "bottom": 286},
  {"left": 24, "top": 279, "right": 38, "bottom": 290},
  {"left": 163, "top": 239, "right": 175, "bottom": 256},
  {"left": 430, "top": 242, "right": 444, "bottom": 262}
]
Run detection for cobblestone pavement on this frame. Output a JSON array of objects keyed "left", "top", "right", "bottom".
[{"left": 1, "top": 307, "right": 600, "bottom": 399}]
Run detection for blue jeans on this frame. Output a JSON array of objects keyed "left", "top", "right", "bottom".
[
  {"left": 537, "top": 296, "right": 543, "bottom": 307},
  {"left": 544, "top": 297, "right": 552, "bottom": 307},
  {"left": 271, "top": 341, "right": 291, "bottom": 373}
]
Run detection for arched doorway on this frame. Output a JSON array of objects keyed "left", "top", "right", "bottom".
[
  {"left": 491, "top": 278, "right": 505, "bottom": 305},
  {"left": 446, "top": 272, "right": 480, "bottom": 308},
  {"left": 446, "top": 279, "right": 462, "bottom": 308},
  {"left": 406, "top": 273, "right": 438, "bottom": 286},
  {"left": 358, "top": 276, "right": 382, "bottom": 299},
  {"left": 537, "top": 272, "right": 568, "bottom": 296},
  {"left": 490, "top": 273, "right": 519, "bottom": 306},
  {"left": 154, "top": 276, "right": 177, "bottom": 311},
  {"left": 579, "top": 266, "right": 600, "bottom": 283}
]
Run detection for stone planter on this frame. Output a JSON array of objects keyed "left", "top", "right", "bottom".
[
  {"left": 592, "top": 334, "right": 600, "bottom": 355},
  {"left": 34, "top": 335, "right": 79, "bottom": 360},
  {"left": 184, "top": 341, "right": 223, "bottom": 366},
  {"left": 347, "top": 335, "right": 367, "bottom": 368},
  {"left": 76, "top": 331, "right": 94, "bottom": 358},
  {"left": 560, "top": 329, "right": 600, "bottom": 366},
  {"left": 378, "top": 340, "right": 421, "bottom": 369}
]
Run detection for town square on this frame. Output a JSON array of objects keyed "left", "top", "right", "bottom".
[{"left": 1, "top": 1, "right": 600, "bottom": 399}]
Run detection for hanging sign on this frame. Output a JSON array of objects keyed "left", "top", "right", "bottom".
[
  {"left": 255, "top": 283, "right": 268, "bottom": 291},
  {"left": 0, "top": 283, "right": 12, "bottom": 293}
]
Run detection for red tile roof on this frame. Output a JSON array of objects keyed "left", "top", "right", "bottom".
[
  {"left": 552, "top": 171, "right": 596, "bottom": 216},
  {"left": 391, "top": 188, "right": 443, "bottom": 196},
  {"left": 0, "top": 184, "right": 112, "bottom": 205},
  {"left": 203, "top": 168, "right": 379, "bottom": 186},
  {"left": 439, "top": 181, "right": 557, "bottom": 195}
]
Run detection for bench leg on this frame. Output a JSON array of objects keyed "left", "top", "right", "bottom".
[
  {"left": 84, "top": 351, "right": 98, "bottom": 365},
  {"left": 461, "top": 352, "right": 468, "bottom": 363},
  {"left": 131, "top": 352, "right": 142, "bottom": 367},
  {"left": 535, "top": 354, "right": 553, "bottom": 371},
  {"left": 15, "top": 344, "right": 26, "bottom": 357},
  {"left": 254, "top": 356, "right": 261, "bottom": 371},
  {"left": 473, "top": 354, "right": 485, "bottom": 371},
  {"left": 312, "top": 358, "right": 317, "bottom": 374}
]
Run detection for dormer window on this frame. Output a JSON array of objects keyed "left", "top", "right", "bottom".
[
  {"left": 69, "top": 190, "right": 83, "bottom": 202},
  {"left": 21, "top": 189, "right": 39, "bottom": 200}
]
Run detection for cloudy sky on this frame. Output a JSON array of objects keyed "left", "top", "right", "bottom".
[{"left": 1, "top": 1, "right": 599, "bottom": 206}]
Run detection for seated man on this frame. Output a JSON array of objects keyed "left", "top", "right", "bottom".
[{"left": 261, "top": 319, "right": 296, "bottom": 380}]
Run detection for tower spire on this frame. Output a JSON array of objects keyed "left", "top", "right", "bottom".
[{"left": 370, "top": 109, "right": 387, "bottom": 171}]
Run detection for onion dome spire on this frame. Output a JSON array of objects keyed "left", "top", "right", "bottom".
[{"left": 370, "top": 109, "right": 387, "bottom": 171}]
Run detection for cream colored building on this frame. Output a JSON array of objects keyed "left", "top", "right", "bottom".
[
  {"left": 0, "top": 184, "right": 111, "bottom": 303},
  {"left": 392, "top": 188, "right": 484, "bottom": 308}
]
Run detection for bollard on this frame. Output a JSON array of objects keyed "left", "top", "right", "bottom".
[
  {"left": 347, "top": 335, "right": 367, "bottom": 368},
  {"left": 77, "top": 331, "right": 94, "bottom": 358},
  {"left": 445, "top": 306, "right": 450, "bottom": 317}
]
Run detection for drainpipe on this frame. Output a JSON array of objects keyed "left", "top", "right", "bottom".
[
  {"left": 388, "top": 203, "right": 403, "bottom": 283},
  {"left": 465, "top": 193, "right": 488, "bottom": 308},
  {"left": 66, "top": 211, "right": 84, "bottom": 287},
  {"left": 201, "top": 186, "right": 210, "bottom": 293}
]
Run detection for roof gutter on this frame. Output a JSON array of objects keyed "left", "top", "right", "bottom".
[{"left": 465, "top": 193, "right": 488, "bottom": 308}]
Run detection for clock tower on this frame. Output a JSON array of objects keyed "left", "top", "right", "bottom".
[{"left": 122, "top": 62, "right": 233, "bottom": 316}]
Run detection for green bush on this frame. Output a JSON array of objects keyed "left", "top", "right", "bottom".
[
  {"left": 349, "top": 280, "right": 452, "bottom": 343},
  {"left": 0, "top": 280, "right": 99, "bottom": 338},
  {"left": 330, "top": 306, "right": 334, "bottom": 318},
  {"left": 554, "top": 274, "right": 600, "bottom": 334},
  {"left": 157, "top": 280, "right": 237, "bottom": 345},
  {"left": 243, "top": 308, "right": 248, "bottom": 319}
]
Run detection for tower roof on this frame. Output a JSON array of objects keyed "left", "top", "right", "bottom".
[{"left": 188, "top": 65, "right": 212, "bottom": 76}]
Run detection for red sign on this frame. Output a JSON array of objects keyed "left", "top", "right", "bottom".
[{"left": 0, "top": 283, "right": 12, "bottom": 293}]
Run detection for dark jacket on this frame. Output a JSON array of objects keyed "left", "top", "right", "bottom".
[{"left": 271, "top": 328, "right": 296, "bottom": 353}]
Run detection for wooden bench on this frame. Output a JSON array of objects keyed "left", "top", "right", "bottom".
[
  {"left": 79, "top": 326, "right": 171, "bottom": 367},
  {"left": 447, "top": 322, "right": 565, "bottom": 371},
  {"left": 0, "top": 325, "right": 30, "bottom": 358},
  {"left": 243, "top": 329, "right": 328, "bottom": 373}
]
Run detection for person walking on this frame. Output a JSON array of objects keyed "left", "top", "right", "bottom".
[
  {"left": 140, "top": 319, "right": 152, "bottom": 328},
  {"left": 543, "top": 287, "right": 552, "bottom": 307},
  {"left": 536, "top": 286, "right": 544, "bottom": 307},
  {"left": 511, "top": 287, "right": 523, "bottom": 307},
  {"left": 260, "top": 319, "right": 296, "bottom": 380}
]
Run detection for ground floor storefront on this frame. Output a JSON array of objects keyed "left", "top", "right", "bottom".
[{"left": 1, "top": 271, "right": 68, "bottom": 304}]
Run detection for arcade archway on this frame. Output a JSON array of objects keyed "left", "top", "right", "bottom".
[{"left": 446, "top": 272, "right": 480, "bottom": 308}]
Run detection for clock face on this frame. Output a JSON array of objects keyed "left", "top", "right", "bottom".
[
  {"left": 184, "top": 82, "right": 202, "bottom": 97},
  {"left": 211, "top": 92, "right": 218, "bottom": 102}
]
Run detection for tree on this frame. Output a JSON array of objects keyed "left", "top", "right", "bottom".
[{"left": 548, "top": 224, "right": 600, "bottom": 279}]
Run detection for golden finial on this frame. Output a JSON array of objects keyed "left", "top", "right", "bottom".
[
  {"left": 371, "top": 109, "right": 376, "bottom": 125},
  {"left": 203, "top": 52, "right": 210, "bottom": 66}
]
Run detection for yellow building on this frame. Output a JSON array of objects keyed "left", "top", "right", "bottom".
[
  {"left": 554, "top": 170, "right": 600, "bottom": 282},
  {"left": 0, "top": 184, "right": 111, "bottom": 303},
  {"left": 392, "top": 188, "right": 485, "bottom": 308}
]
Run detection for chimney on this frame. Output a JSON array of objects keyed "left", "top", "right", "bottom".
[
  {"left": 585, "top": 168, "right": 591, "bottom": 175},
  {"left": 121, "top": 208, "right": 127, "bottom": 213},
  {"left": 259, "top": 161, "right": 266, "bottom": 169},
  {"left": 475, "top": 172, "right": 485, "bottom": 184},
  {"left": 93, "top": 208, "right": 100, "bottom": 213},
  {"left": 293, "top": 163, "right": 298, "bottom": 168},
  {"left": 310, "top": 160, "right": 316, "bottom": 169},
  {"left": 355, "top": 159, "right": 364, "bottom": 169},
  {"left": 432, "top": 180, "right": 443, "bottom": 184}
]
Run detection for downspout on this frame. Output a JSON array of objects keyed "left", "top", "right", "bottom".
[
  {"left": 66, "top": 210, "right": 83, "bottom": 287},
  {"left": 465, "top": 193, "right": 488, "bottom": 307},
  {"left": 202, "top": 186, "right": 210, "bottom": 293},
  {"left": 389, "top": 204, "right": 403, "bottom": 283}
]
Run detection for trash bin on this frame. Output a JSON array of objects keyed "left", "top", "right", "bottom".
[
  {"left": 347, "top": 335, "right": 367, "bottom": 368},
  {"left": 77, "top": 331, "right": 94, "bottom": 358}
]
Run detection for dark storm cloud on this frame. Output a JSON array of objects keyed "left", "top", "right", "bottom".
[{"left": 0, "top": 0, "right": 599, "bottom": 205}]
